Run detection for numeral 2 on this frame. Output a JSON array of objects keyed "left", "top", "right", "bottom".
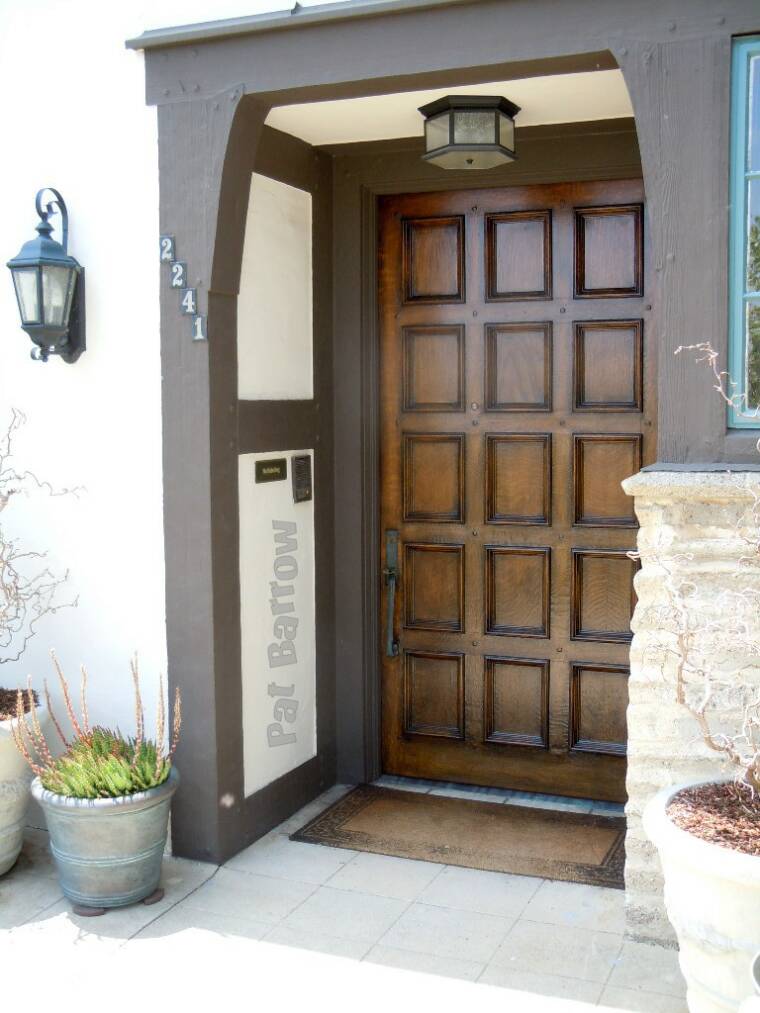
[
  {"left": 170, "top": 262, "right": 187, "bottom": 288},
  {"left": 159, "top": 235, "right": 175, "bottom": 262}
]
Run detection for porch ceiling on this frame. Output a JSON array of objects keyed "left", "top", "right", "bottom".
[{"left": 265, "top": 69, "right": 633, "bottom": 146}]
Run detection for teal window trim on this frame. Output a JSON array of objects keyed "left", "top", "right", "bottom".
[{"left": 729, "top": 35, "right": 760, "bottom": 427}]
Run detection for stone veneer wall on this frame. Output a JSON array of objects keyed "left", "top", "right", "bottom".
[{"left": 622, "top": 470, "right": 760, "bottom": 947}]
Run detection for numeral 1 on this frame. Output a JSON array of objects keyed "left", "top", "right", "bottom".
[
  {"left": 180, "top": 288, "right": 197, "bottom": 315},
  {"left": 170, "top": 261, "right": 187, "bottom": 288},
  {"left": 192, "top": 315, "right": 207, "bottom": 342},
  {"left": 159, "top": 235, "right": 175, "bottom": 262}
]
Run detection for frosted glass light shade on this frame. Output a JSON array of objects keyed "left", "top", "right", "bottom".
[
  {"left": 12, "top": 267, "right": 40, "bottom": 324},
  {"left": 41, "top": 264, "right": 77, "bottom": 327},
  {"left": 420, "top": 95, "right": 519, "bottom": 171}
]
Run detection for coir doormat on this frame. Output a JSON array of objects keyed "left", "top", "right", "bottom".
[{"left": 291, "top": 784, "right": 625, "bottom": 889}]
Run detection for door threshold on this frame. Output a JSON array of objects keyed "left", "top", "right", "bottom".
[{"left": 373, "top": 774, "right": 624, "bottom": 817}]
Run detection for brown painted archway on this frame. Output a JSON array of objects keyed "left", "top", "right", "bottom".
[{"left": 132, "top": 0, "right": 760, "bottom": 862}]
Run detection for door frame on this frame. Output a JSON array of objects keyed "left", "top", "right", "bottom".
[{"left": 342, "top": 127, "right": 647, "bottom": 786}]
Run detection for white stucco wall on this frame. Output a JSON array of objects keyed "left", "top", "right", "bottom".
[{"left": 0, "top": 0, "right": 331, "bottom": 738}]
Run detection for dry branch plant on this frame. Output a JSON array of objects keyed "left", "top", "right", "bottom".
[
  {"left": 11, "top": 652, "right": 181, "bottom": 799},
  {"left": 635, "top": 343, "right": 760, "bottom": 792},
  {"left": 0, "top": 409, "right": 78, "bottom": 665}
]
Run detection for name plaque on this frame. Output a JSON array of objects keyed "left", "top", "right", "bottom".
[{"left": 255, "top": 459, "right": 287, "bottom": 483}]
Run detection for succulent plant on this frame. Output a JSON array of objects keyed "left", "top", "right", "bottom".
[{"left": 11, "top": 653, "right": 181, "bottom": 800}]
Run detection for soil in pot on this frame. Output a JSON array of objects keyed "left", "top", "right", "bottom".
[
  {"left": 0, "top": 688, "right": 38, "bottom": 721},
  {"left": 668, "top": 782, "right": 760, "bottom": 857}
]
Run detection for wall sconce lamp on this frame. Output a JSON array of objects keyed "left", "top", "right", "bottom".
[
  {"left": 6, "top": 188, "right": 85, "bottom": 363},
  {"left": 419, "top": 95, "right": 520, "bottom": 170}
]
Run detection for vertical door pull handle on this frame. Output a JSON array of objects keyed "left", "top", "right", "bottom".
[{"left": 384, "top": 529, "right": 400, "bottom": 658}]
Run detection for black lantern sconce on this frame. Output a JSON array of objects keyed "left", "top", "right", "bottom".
[
  {"left": 6, "top": 188, "right": 85, "bottom": 363},
  {"left": 419, "top": 95, "right": 520, "bottom": 170}
]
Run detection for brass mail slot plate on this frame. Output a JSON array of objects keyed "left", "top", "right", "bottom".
[{"left": 255, "top": 458, "right": 287, "bottom": 483}]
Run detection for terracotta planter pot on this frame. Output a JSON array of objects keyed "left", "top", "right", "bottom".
[
  {"left": 32, "top": 766, "right": 178, "bottom": 911},
  {"left": 0, "top": 704, "right": 50, "bottom": 876},
  {"left": 644, "top": 779, "right": 760, "bottom": 1013}
]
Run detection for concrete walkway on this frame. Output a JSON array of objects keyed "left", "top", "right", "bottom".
[{"left": 1, "top": 784, "right": 686, "bottom": 1012}]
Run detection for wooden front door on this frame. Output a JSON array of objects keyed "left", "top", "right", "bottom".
[{"left": 379, "top": 180, "right": 653, "bottom": 802}]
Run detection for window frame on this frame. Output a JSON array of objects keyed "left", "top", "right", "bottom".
[{"left": 729, "top": 34, "right": 760, "bottom": 428}]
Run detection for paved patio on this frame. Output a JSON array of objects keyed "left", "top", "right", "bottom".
[{"left": 1, "top": 782, "right": 686, "bottom": 1012}]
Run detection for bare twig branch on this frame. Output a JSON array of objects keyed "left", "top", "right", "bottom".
[{"left": 0, "top": 410, "right": 79, "bottom": 665}]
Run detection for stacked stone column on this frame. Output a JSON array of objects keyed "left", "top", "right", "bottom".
[{"left": 622, "top": 470, "right": 760, "bottom": 946}]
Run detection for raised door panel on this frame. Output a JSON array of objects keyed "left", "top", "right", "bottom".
[
  {"left": 484, "top": 656, "right": 549, "bottom": 748},
  {"left": 403, "top": 651, "right": 465, "bottom": 740},
  {"left": 403, "top": 433, "right": 465, "bottom": 522},
  {"left": 485, "top": 433, "right": 551, "bottom": 525},
  {"left": 403, "top": 216, "right": 465, "bottom": 303},
  {"left": 404, "top": 542, "right": 464, "bottom": 632},
  {"left": 571, "top": 549, "right": 637, "bottom": 643},
  {"left": 575, "top": 204, "right": 643, "bottom": 298},
  {"left": 403, "top": 325, "right": 465, "bottom": 411},
  {"left": 485, "top": 323, "right": 553, "bottom": 411},
  {"left": 485, "top": 210, "right": 552, "bottom": 300},
  {"left": 485, "top": 545, "right": 550, "bottom": 638},
  {"left": 570, "top": 663, "right": 629, "bottom": 756},
  {"left": 574, "top": 320, "right": 643, "bottom": 411},
  {"left": 573, "top": 434, "right": 642, "bottom": 527}
]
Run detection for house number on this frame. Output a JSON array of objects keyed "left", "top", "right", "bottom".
[
  {"left": 160, "top": 234, "right": 206, "bottom": 343},
  {"left": 180, "top": 288, "right": 197, "bottom": 315},
  {"left": 170, "top": 262, "right": 187, "bottom": 288},
  {"left": 159, "top": 235, "right": 175, "bottom": 262}
]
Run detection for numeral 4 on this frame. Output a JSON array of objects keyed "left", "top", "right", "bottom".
[{"left": 180, "top": 288, "right": 197, "bottom": 315}]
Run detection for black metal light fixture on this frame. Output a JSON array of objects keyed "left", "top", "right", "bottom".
[
  {"left": 419, "top": 95, "right": 520, "bottom": 170},
  {"left": 7, "top": 188, "right": 85, "bottom": 363}
]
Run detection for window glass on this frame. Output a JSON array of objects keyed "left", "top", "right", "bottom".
[
  {"left": 747, "top": 301, "right": 760, "bottom": 408},
  {"left": 750, "top": 56, "right": 760, "bottom": 170},
  {"left": 747, "top": 178, "right": 760, "bottom": 292},
  {"left": 730, "top": 38, "right": 760, "bottom": 426}
]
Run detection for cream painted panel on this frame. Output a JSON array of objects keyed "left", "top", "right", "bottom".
[
  {"left": 238, "top": 174, "right": 314, "bottom": 400},
  {"left": 239, "top": 451, "right": 317, "bottom": 797}
]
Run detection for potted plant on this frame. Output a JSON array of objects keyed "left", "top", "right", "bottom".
[
  {"left": 635, "top": 343, "right": 760, "bottom": 1013},
  {"left": 0, "top": 409, "right": 76, "bottom": 875},
  {"left": 12, "top": 653, "right": 181, "bottom": 915},
  {"left": 0, "top": 688, "right": 51, "bottom": 874}
]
